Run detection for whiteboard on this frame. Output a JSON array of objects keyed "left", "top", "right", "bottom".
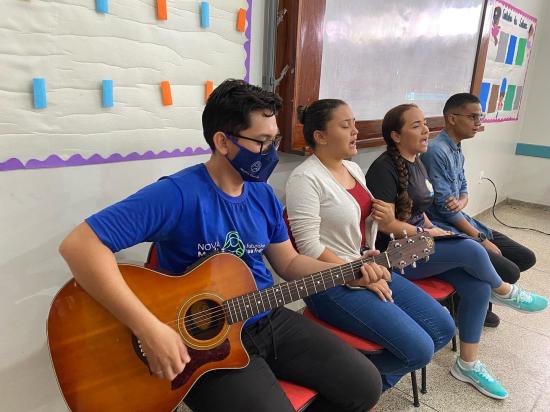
[
  {"left": 319, "top": 0, "right": 484, "bottom": 119},
  {"left": 0, "top": 0, "right": 250, "bottom": 171}
]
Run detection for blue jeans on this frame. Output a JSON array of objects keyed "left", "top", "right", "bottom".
[
  {"left": 304, "top": 274, "right": 455, "bottom": 390},
  {"left": 403, "top": 239, "right": 494, "bottom": 343}
]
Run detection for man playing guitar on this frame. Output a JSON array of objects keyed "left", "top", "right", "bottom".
[{"left": 58, "top": 79, "right": 389, "bottom": 412}]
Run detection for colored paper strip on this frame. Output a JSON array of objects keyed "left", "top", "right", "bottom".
[
  {"left": 503, "top": 85, "right": 516, "bottom": 111},
  {"left": 160, "top": 81, "right": 173, "bottom": 106},
  {"left": 479, "top": 82, "right": 491, "bottom": 113},
  {"left": 200, "top": 2, "right": 209, "bottom": 28},
  {"left": 102, "top": 80, "right": 113, "bottom": 108},
  {"left": 495, "top": 32, "right": 509, "bottom": 63},
  {"left": 515, "top": 38, "right": 527, "bottom": 66},
  {"left": 32, "top": 78, "right": 47, "bottom": 109},
  {"left": 505, "top": 35, "right": 517, "bottom": 65},
  {"left": 487, "top": 84, "right": 499, "bottom": 113},
  {"left": 95, "top": 0, "right": 108, "bottom": 13},
  {"left": 205, "top": 80, "right": 213, "bottom": 102},
  {"left": 237, "top": 8, "right": 246, "bottom": 32},
  {"left": 515, "top": 143, "right": 550, "bottom": 159},
  {"left": 157, "top": 0, "right": 167, "bottom": 20},
  {"left": 513, "top": 86, "right": 523, "bottom": 111}
]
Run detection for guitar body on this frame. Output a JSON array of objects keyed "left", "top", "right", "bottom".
[{"left": 47, "top": 253, "right": 255, "bottom": 412}]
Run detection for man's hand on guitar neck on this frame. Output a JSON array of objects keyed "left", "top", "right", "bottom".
[
  {"left": 137, "top": 319, "right": 191, "bottom": 381},
  {"left": 347, "top": 250, "right": 392, "bottom": 288}
]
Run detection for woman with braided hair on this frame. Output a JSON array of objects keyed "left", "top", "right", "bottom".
[{"left": 366, "top": 103, "right": 547, "bottom": 400}]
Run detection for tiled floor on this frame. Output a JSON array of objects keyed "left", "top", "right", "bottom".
[
  {"left": 379, "top": 201, "right": 550, "bottom": 412},
  {"left": 180, "top": 201, "right": 550, "bottom": 412}
]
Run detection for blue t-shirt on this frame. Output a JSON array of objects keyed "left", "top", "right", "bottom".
[{"left": 86, "top": 163, "right": 289, "bottom": 324}]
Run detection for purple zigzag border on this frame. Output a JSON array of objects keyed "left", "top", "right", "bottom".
[
  {"left": 0, "top": 148, "right": 212, "bottom": 172},
  {"left": 1, "top": 2, "right": 251, "bottom": 173},
  {"left": 244, "top": 0, "right": 252, "bottom": 83}
]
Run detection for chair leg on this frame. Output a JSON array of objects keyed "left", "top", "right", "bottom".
[
  {"left": 420, "top": 367, "right": 427, "bottom": 393},
  {"left": 450, "top": 295, "right": 458, "bottom": 352},
  {"left": 410, "top": 370, "right": 420, "bottom": 407}
]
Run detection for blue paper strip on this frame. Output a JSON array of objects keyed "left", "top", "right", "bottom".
[
  {"left": 200, "top": 2, "right": 209, "bottom": 28},
  {"left": 32, "top": 78, "right": 47, "bottom": 109},
  {"left": 479, "top": 82, "right": 491, "bottom": 113},
  {"left": 505, "top": 35, "right": 518, "bottom": 65},
  {"left": 96, "top": 0, "right": 108, "bottom": 13},
  {"left": 515, "top": 143, "right": 550, "bottom": 159},
  {"left": 102, "top": 80, "right": 113, "bottom": 108}
]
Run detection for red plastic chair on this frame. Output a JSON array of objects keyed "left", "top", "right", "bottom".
[
  {"left": 278, "top": 380, "right": 318, "bottom": 412},
  {"left": 145, "top": 244, "right": 318, "bottom": 412},
  {"left": 303, "top": 308, "right": 427, "bottom": 407},
  {"left": 303, "top": 308, "right": 383, "bottom": 353}
]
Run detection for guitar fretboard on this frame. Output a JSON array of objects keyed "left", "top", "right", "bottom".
[{"left": 223, "top": 253, "right": 391, "bottom": 324}]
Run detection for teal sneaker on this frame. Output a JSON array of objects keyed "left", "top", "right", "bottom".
[
  {"left": 491, "top": 284, "right": 548, "bottom": 313},
  {"left": 451, "top": 359, "right": 508, "bottom": 399}
]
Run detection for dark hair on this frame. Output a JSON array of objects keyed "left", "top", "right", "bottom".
[
  {"left": 381, "top": 104, "right": 418, "bottom": 222},
  {"left": 443, "top": 93, "right": 481, "bottom": 115},
  {"left": 202, "top": 79, "right": 282, "bottom": 151},
  {"left": 297, "top": 99, "right": 347, "bottom": 149},
  {"left": 493, "top": 6, "right": 501, "bottom": 24}
]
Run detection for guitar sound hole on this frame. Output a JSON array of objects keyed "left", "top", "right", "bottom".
[{"left": 183, "top": 299, "right": 225, "bottom": 341}]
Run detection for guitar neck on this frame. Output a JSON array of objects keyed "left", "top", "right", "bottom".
[{"left": 223, "top": 253, "right": 391, "bottom": 324}]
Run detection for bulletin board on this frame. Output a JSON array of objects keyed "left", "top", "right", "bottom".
[
  {"left": 0, "top": 0, "right": 251, "bottom": 172},
  {"left": 480, "top": 0, "right": 536, "bottom": 122}
]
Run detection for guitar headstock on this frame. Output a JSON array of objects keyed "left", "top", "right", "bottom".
[{"left": 385, "top": 232, "right": 435, "bottom": 273}]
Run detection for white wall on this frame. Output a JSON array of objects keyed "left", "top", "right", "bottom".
[{"left": 507, "top": 2, "right": 550, "bottom": 205}]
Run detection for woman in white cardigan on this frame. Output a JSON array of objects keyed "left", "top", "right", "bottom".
[{"left": 285, "top": 99, "right": 455, "bottom": 390}]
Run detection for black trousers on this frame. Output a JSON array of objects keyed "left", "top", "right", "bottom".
[
  {"left": 185, "top": 307, "right": 382, "bottom": 412},
  {"left": 487, "top": 230, "right": 537, "bottom": 284}
]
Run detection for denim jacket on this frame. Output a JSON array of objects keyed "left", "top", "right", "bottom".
[{"left": 421, "top": 130, "right": 492, "bottom": 239}]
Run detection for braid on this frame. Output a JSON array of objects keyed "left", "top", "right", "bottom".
[
  {"left": 387, "top": 143, "right": 412, "bottom": 221},
  {"left": 382, "top": 104, "right": 418, "bottom": 222}
]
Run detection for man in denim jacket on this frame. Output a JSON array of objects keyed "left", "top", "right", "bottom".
[{"left": 422, "top": 93, "right": 536, "bottom": 328}]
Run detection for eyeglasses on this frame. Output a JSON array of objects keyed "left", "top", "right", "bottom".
[
  {"left": 227, "top": 133, "right": 283, "bottom": 154},
  {"left": 451, "top": 113, "right": 485, "bottom": 122}
]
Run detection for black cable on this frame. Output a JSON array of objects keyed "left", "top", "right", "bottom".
[{"left": 482, "top": 177, "right": 550, "bottom": 236}]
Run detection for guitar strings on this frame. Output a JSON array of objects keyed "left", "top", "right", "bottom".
[
  {"left": 169, "top": 244, "right": 429, "bottom": 335},
  {"left": 162, "top": 243, "right": 429, "bottom": 334},
  {"left": 163, "top": 253, "right": 387, "bottom": 328},
  {"left": 164, "top": 244, "right": 428, "bottom": 333}
]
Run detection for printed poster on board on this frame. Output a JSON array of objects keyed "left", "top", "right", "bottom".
[{"left": 480, "top": 0, "right": 536, "bottom": 122}]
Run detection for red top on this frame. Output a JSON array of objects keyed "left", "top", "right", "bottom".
[{"left": 347, "top": 181, "right": 372, "bottom": 247}]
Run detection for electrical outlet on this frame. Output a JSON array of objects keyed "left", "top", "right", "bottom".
[{"left": 478, "top": 170, "right": 485, "bottom": 184}]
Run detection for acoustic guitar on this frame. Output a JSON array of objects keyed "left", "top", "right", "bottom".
[{"left": 47, "top": 233, "right": 434, "bottom": 411}]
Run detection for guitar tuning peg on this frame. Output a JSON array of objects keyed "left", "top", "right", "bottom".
[
  {"left": 390, "top": 233, "right": 395, "bottom": 240},
  {"left": 402, "top": 229, "right": 408, "bottom": 238},
  {"left": 424, "top": 256, "right": 430, "bottom": 262},
  {"left": 400, "top": 268, "right": 405, "bottom": 275},
  {"left": 412, "top": 261, "right": 417, "bottom": 268}
]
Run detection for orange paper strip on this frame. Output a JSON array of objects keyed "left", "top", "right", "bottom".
[
  {"left": 160, "top": 81, "right": 173, "bottom": 106},
  {"left": 237, "top": 8, "right": 246, "bottom": 32},
  {"left": 157, "top": 0, "right": 167, "bottom": 20},
  {"left": 205, "top": 80, "right": 213, "bottom": 102}
]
